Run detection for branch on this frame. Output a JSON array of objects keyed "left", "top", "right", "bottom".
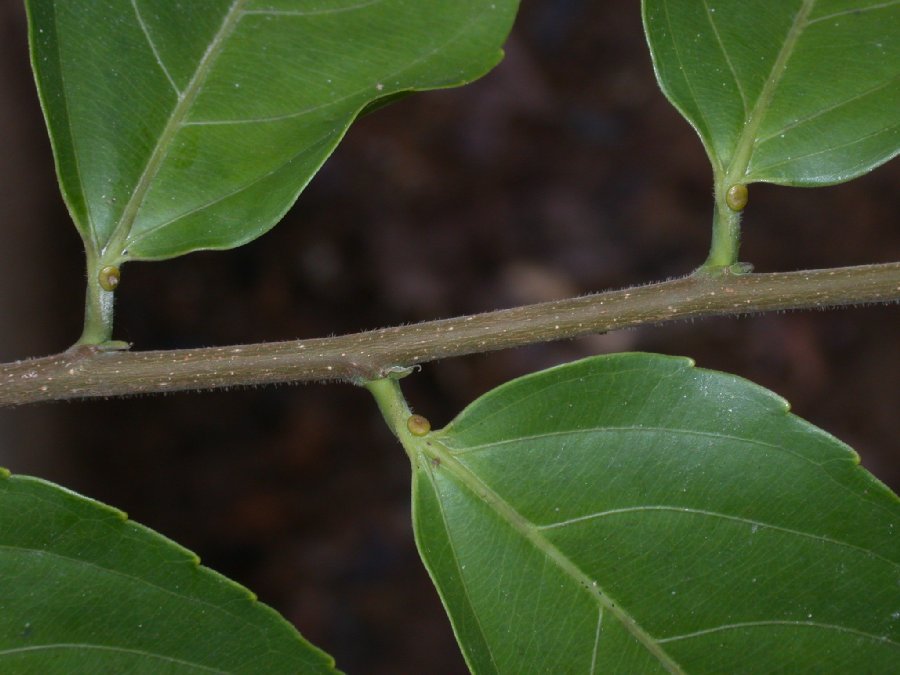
[{"left": 2, "top": 263, "right": 898, "bottom": 406}]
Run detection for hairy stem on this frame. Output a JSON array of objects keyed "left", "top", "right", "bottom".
[
  {"left": 76, "top": 255, "right": 115, "bottom": 346},
  {"left": 365, "top": 377, "right": 418, "bottom": 464},
  {"left": 2, "top": 262, "right": 898, "bottom": 406},
  {"left": 703, "top": 199, "right": 742, "bottom": 270}
]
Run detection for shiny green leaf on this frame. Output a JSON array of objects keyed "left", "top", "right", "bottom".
[
  {"left": 411, "top": 353, "right": 899, "bottom": 673},
  {"left": 0, "top": 471, "right": 338, "bottom": 673},
  {"left": 27, "top": 0, "right": 518, "bottom": 262},
  {"left": 643, "top": 0, "right": 900, "bottom": 186}
]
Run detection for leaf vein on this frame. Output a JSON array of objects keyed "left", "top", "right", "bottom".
[
  {"left": 536, "top": 505, "right": 898, "bottom": 567},
  {"left": 727, "top": 0, "right": 815, "bottom": 182},
  {"left": 52, "top": 6, "right": 97, "bottom": 251},
  {"left": 125, "top": 129, "right": 335, "bottom": 250},
  {"left": 589, "top": 606, "right": 602, "bottom": 675},
  {"left": 187, "top": 1, "right": 490, "bottom": 128},
  {"left": 756, "top": 77, "right": 899, "bottom": 145},
  {"left": 702, "top": 0, "right": 747, "bottom": 114},
  {"left": 807, "top": 0, "right": 900, "bottom": 26},
  {"left": 241, "top": 0, "right": 384, "bottom": 18},
  {"left": 450, "top": 427, "right": 807, "bottom": 466},
  {"left": 751, "top": 120, "right": 900, "bottom": 177},
  {"left": 106, "top": 0, "right": 245, "bottom": 258},
  {"left": 184, "top": 92, "right": 349, "bottom": 127},
  {"left": 440, "top": 363, "right": 677, "bottom": 441},
  {"left": 657, "top": 620, "right": 900, "bottom": 646},
  {"left": 0, "top": 643, "right": 226, "bottom": 671},
  {"left": 131, "top": 0, "right": 182, "bottom": 96},
  {"left": 0, "top": 544, "right": 263, "bottom": 630},
  {"left": 434, "top": 443, "right": 688, "bottom": 674},
  {"left": 424, "top": 464, "right": 501, "bottom": 673},
  {"left": 660, "top": 0, "right": 721, "bottom": 170}
]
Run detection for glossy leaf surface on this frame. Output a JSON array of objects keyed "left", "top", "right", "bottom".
[
  {"left": 643, "top": 0, "right": 900, "bottom": 186},
  {"left": 411, "top": 353, "right": 899, "bottom": 673},
  {"left": 0, "top": 471, "right": 338, "bottom": 673},
  {"left": 28, "top": 0, "right": 518, "bottom": 262}
]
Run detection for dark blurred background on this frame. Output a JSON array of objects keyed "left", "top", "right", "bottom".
[{"left": 1, "top": 1, "right": 897, "bottom": 672}]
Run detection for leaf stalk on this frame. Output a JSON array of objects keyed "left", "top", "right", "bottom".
[
  {"left": 702, "top": 198, "right": 743, "bottom": 271},
  {"left": 365, "top": 376, "right": 419, "bottom": 464},
  {"left": 76, "top": 254, "right": 116, "bottom": 346}
]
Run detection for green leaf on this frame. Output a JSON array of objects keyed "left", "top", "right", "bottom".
[
  {"left": 643, "top": 0, "right": 900, "bottom": 187},
  {"left": 0, "top": 470, "right": 338, "bottom": 674},
  {"left": 27, "top": 0, "right": 518, "bottom": 262},
  {"left": 408, "top": 353, "right": 899, "bottom": 673}
]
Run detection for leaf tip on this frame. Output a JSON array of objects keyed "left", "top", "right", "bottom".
[{"left": 0, "top": 466, "right": 10, "bottom": 479}]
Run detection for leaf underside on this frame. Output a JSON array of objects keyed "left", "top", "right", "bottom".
[
  {"left": 28, "top": 0, "right": 518, "bottom": 262},
  {"left": 0, "top": 472, "right": 339, "bottom": 674},
  {"left": 643, "top": 0, "right": 900, "bottom": 186},
  {"left": 412, "top": 353, "right": 899, "bottom": 673}
]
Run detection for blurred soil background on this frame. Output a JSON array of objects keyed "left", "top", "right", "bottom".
[{"left": 1, "top": 1, "right": 897, "bottom": 672}]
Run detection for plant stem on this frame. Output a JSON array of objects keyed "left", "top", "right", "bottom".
[
  {"left": 76, "top": 255, "right": 115, "bottom": 345},
  {"left": 2, "top": 262, "right": 899, "bottom": 406}
]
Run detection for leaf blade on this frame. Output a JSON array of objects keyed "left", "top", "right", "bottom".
[
  {"left": 643, "top": 0, "right": 900, "bottom": 186},
  {"left": 412, "top": 353, "right": 900, "bottom": 672},
  {"left": 28, "top": 0, "right": 519, "bottom": 261},
  {"left": 0, "top": 471, "right": 339, "bottom": 674}
]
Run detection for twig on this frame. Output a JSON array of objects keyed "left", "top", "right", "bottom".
[{"left": 2, "top": 263, "right": 898, "bottom": 406}]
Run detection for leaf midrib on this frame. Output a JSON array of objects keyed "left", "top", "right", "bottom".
[
  {"left": 423, "top": 438, "right": 687, "bottom": 675},
  {"left": 102, "top": 0, "right": 245, "bottom": 262},
  {"left": 725, "top": 0, "right": 815, "bottom": 184}
]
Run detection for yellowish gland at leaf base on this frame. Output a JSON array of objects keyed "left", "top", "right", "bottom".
[
  {"left": 98, "top": 265, "right": 121, "bottom": 292},
  {"left": 725, "top": 184, "right": 749, "bottom": 211},
  {"left": 407, "top": 414, "right": 432, "bottom": 436}
]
